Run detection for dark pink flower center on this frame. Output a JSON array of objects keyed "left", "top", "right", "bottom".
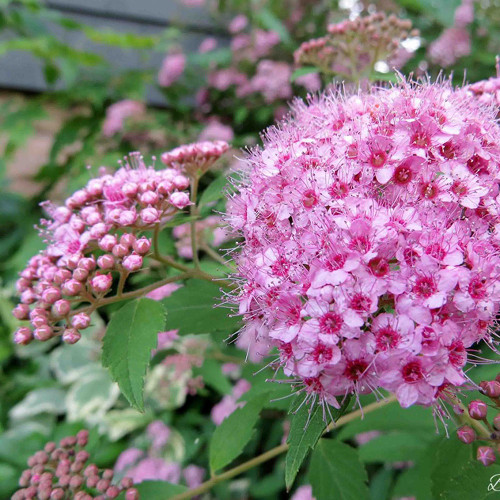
[
  {"left": 344, "top": 360, "right": 368, "bottom": 381},
  {"left": 368, "top": 257, "right": 389, "bottom": 277},
  {"left": 302, "top": 189, "right": 318, "bottom": 208},
  {"left": 350, "top": 293, "right": 371, "bottom": 312},
  {"left": 402, "top": 361, "right": 423, "bottom": 383},
  {"left": 375, "top": 327, "right": 401, "bottom": 351},
  {"left": 393, "top": 164, "right": 413, "bottom": 185},
  {"left": 319, "top": 312, "right": 343, "bottom": 334},
  {"left": 414, "top": 277, "right": 436, "bottom": 298},
  {"left": 328, "top": 181, "right": 349, "bottom": 199},
  {"left": 468, "top": 276, "right": 487, "bottom": 299},
  {"left": 370, "top": 150, "right": 387, "bottom": 168}
]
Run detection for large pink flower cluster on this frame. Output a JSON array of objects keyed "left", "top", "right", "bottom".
[
  {"left": 227, "top": 80, "right": 500, "bottom": 409},
  {"left": 12, "top": 153, "right": 191, "bottom": 345}
]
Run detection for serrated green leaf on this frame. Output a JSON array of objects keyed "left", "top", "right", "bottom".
[
  {"left": 162, "top": 280, "right": 239, "bottom": 335},
  {"left": 102, "top": 298, "right": 165, "bottom": 411},
  {"left": 291, "top": 66, "right": 320, "bottom": 82},
  {"left": 285, "top": 397, "right": 351, "bottom": 490},
  {"left": 309, "top": 439, "right": 369, "bottom": 500},
  {"left": 199, "top": 174, "right": 229, "bottom": 207},
  {"left": 431, "top": 435, "right": 500, "bottom": 499},
  {"left": 285, "top": 403, "right": 326, "bottom": 490},
  {"left": 209, "top": 392, "right": 269, "bottom": 473}
]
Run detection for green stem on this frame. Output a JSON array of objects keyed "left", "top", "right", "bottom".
[
  {"left": 170, "top": 395, "right": 398, "bottom": 500},
  {"left": 189, "top": 177, "right": 200, "bottom": 269}
]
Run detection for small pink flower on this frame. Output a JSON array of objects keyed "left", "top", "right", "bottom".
[{"left": 158, "top": 52, "right": 186, "bottom": 87}]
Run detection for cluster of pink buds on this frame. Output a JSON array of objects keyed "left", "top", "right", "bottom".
[
  {"left": 12, "top": 430, "right": 139, "bottom": 500},
  {"left": 161, "top": 141, "right": 229, "bottom": 179},
  {"left": 12, "top": 152, "right": 192, "bottom": 345},
  {"left": 294, "top": 13, "right": 417, "bottom": 80},
  {"left": 457, "top": 373, "right": 500, "bottom": 466},
  {"left": 467, "top": 58, "right": 500, "bottom": 109},
  {"left": 227, "top": 79, "right": 500, "bottom": 410}
]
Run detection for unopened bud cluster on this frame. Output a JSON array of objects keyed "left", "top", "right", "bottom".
[
  {"left": 467, "top": 58, "right": 500, "bottom": 109},
  {"left": 161, "top": 140, "right": 229, "bottom": 179},
  {"left": 456, "top": 373, "right": 500, "bottom": 466},
  {"left": 12, "top": 151, "right": 192, "bottom": 345},
  {"left": 294, "top": 13, "right": 418, "bottom": 80},
  {"left": 12, "top": 430, "right": 139, "bottom": 500}
]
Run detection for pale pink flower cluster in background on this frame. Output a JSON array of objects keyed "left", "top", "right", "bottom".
[
  {"left": 428, "top": 0, "right": 474, "bottom": 67},
  {"left": 12, "top": 153, "right": 191, "bottom": 345},
  {"left": 158, "top": 52, "right": 186, "bottom": 88},
  {"left": 228, "top": 80, "right": 500, "bottom": 409},
  {"left": 114, "top": 421, "right": 205, "bottom": 488},
  {"left": 211, "top": 379, "right": 251, "bottom": 425},
  {"left": 291, "top": 485, "right": 316, "bottom": 500},
  {"left": 467, "top": 59, "right": 500, "bottom": 109},
  {"left": 173, "top": 216, "right": 230, "bottom": 259},
  {"left": 198, "top": 118, "right": 235, "bottom": 142},
  {"left": 102, "top": 100, "right": 145, "bottom": 137}
]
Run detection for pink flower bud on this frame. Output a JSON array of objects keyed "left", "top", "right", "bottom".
[
  {"left": 457, "top": 425, "right": 476, "bottom": 444},
  {"left": 106, "top": 486, "right": 120, "bottom": 499},
  {"left": 139, "top": 191, "right": 159, "bottom": 205},
  {"left": 97, "top": 254, "right": 115, "bottom": 269},
  {"left": 120, "top": 478, "right": 133, "bottom": 489},
  {"left": 16, "top": 278, "right": 30, "bottom": 293},
  {"left": 86, "top": 212, "right": 102, "bottom": 225},
  {"left": 84, "top": 464, "right": 98, "bottom": 478},
  {"left": 14, "top": 327, "right": 33, "bottom": 345},
  {"left": 90, "top": 274, "right": 112, "bottom": 293},
  {"left": 72, "top": 313, "right": 91, "bottom": 329},
  {"left": 477, "top": 446, "right": 496, "bottom": 466},
  {"left": 169, "top": 191, "right": 191, "bottom": 209},
  {"left": 173, "top": 175, "right": 190, "bottom": 190},
  {"left": 41, "top": 287, "right": 61, "bottom": 304},
  {"left": 76, "top": 430, "right": 89, "bottom": 447},
  {"left": 62, "top": 279, "right": 83, "bottom": 296},
  {"left": 480, "top": 380, "right": 500, "bottom": 399},
  {"left": 112, "top": 244, "right": 129, "bottom": 258},
  {"left": 69, "top": 475, "right": 83, "bottom": 489},
  {"left": 64, "top": 255, "right": 81, "bottom": 270},
  {"left": 13, "top": 304, "right": 30, "bottom": 320},
  {"left": 79, "top": 257, "right": 96, "bottom": 271},
  {"left": 62, "top": 328, "right": 81, "bottom": 344},
  {"left": 89, "top": 223, "right": 108, "bottom": 239},
  {"left": 58, "top": 474, "right": 71, "bottom": 487},
  {"left": 133, "top": 237, "right": 151, "bottom": 255},
  {"left": 120, "top": 233, "right": 136, "bottom": 247},
  {"left": 86, "top": 475, "right": 99, "bottom": 488},
  {"left": 122, "top": 254, "right": 143, "bottom": 272},
  {"left": 53, "top": 269, "right": 72, "bottom": 284},
  {"left": 53, "top": 299, "right": 71, "bottom": 317},
  {"left": 108, "top": 208, "right": 122, "bottom": 223},
  {"left": 468, "top": 400, "right": 488, "bottom": 420},
  {"left": 34, "top": 325, "right": 53, "bottom": 341},
  {"left": 140, "top": 207, "right": 160, "bottom": 224},
  {"left": 122, "top": 182, "right": 138, "bottom": 197},
  {"left": 31, "top": 315, "right": 48, "bottom": 328},
  {"left": 157, "top": 180, "right": 173, "bottom": 194},
  {"left": 96, "top": 479, "right": 110, "bottom": 492},
  {"left": 102, "top": 469, "right": 113, "bottom": 480},
  {"left": 73, "top": 268, "right": 89, "bottom": 282},
  {"left": 50, "top": 488, "right": 65, "bottom": 500},
  {"left": 125, "top": 489, "right": 139, "bottom": 500},
  {"left": 494, "top": 414, "right": 500, "bottom": 430},
  {"left": 72, "top": 190, "right": 89, "bottom": 206},
  {"left": 20, "top": 289, "right": 36, "bottom": 304},
  {"left": 99, "top": 235, "right": 117, "bottom": 252},
  {"left": 119, "top": 210, "right": 137, "bottom": 226},
  {"left": 69, "top": 216, "right": 85, "bottom": 232}
]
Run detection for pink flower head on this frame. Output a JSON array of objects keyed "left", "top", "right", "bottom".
[
  {"left": 161, "top": 141, "right": 229, "bottom": 178},
  {"left": 13, "top": 152, "right": 191, "bottom": 344},
  {"left": 199, "top": 118, "right": 234, "bottom": 143},
  {"left": 229, "top": 15, "right": 248, "bottom": 34},
  {"left": 250, "top": 60, "right": 292, "bottom": 104},
  {"left": 198, "top": 37, "right": 217, "bottom": 54},
  {"left": 102, "top": 100, "right": 145, "bottom": 137},
  {"left": 158, "top": 52, "right": 186, "bottom": 87},
  {"left": 227, "top": 79, "right": 500, "bottom": 410}
]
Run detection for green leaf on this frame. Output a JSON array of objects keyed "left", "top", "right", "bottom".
[
  {"left": 199, "top": 174, "right": 229, "bottom": 207},
  {"left": 358, "top": 432, "right": 432, "bottom": 463},
  {"left": 286, "top": 397, "right": 351, "bottom": 489},
  {"left": 133, "top": 481, "right": 188, "bottom": 499},
  {"left": 9, "top": 388, "right": 66, "bottom": 420},
  {"left": 163, "top": 280, "right": 239, "bottom": 335},
  {"left": 309, "top": 439, "right": 369, "bottom": 500},
  {"left": 285, "top": 403, "right": 326, "bottom": 490},
  {"left": 102, "top": 298, "right": 165, "bottom": 411},
  {"left": 291, "top": 66, "right": 320, "bottom": 82},
  {"left": 431, "top": 435, "right": 500, "bottom": 499},
  {"left": 209, "top": 392, "right": 269, "bottom": 473},
  {"left": 194, "top": 358, "right": 232, "bottom": 395}
]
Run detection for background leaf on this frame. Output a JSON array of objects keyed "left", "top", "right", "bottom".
[
  {"left": 209, "top": 392, "right": 269, "bottom": 473},
  {"left": 309, "top": 439, "right": 369, "bottom": 500},
  {"left": 102, "top": 298, "right": 165, "bottom": 411}
]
